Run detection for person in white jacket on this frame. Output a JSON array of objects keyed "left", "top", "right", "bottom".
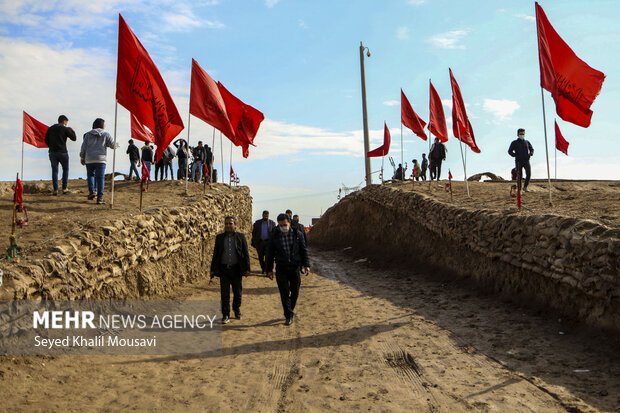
[{"left": 79, "top": 118, "right": 118, "bottom": 204}]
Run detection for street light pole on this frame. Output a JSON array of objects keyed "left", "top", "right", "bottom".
[{"left": 359, "top": 41, "right": 372, "bottom": 186}]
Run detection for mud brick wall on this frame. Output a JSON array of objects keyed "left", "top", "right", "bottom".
[
  {"left": 0, "top": 187, "right": 252, "bottom": 300},
  {"left": 310, "top": 185, "right": 620, "bottom": 333}
]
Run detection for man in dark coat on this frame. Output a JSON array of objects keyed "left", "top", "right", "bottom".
[
  {"left": 251, "top": 210, "right": 276, "bottom": 275},
  {"left": 266, "top": 213, "right": 310, "bottom": 326},
  {"left": 508, "top": 128, "right": 535, "bottom": 192},
  {"left": 429, "top": 138, "right": 446, "bottom": 181},
  {"left": 210, "top": 216, "right": 250, "bottom": 324},
  {"left": 126, "top": 139, "right": 141, "bottom": 180},
  {"left": 44, "top": 114, "right": 76, "bottom": 195}
]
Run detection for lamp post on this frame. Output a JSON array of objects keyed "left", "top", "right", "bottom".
[{"left": 359, "top": 41, "right": 372, "bottom": 186}]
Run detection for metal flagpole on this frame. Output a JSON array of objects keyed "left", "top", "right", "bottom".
[
  {"left": 185, "top": 113, "right": 191, "bottom": 194},
  {"left": 540, "top": 87, "right": 553, "bottom": 205},
  {"left": 554, "top": 120, "right": 557, "bottom": 180},
  {"left": 400, "top": 123, "right": 404, "bottom": 180},
  {"left": 21, "top": 137, "right": 24, "bottom": 181},
  {"left": 428, "top": 124, "right": 433, "bottom": 191},
  {"left": 211, "top": 127, "right": 216, "bottom": 182},
  {"left": 229, "top": 139, "right": 233, "bottom": 186},
  {"left": 220, "top": 131, "right": 224, "bottom": 184},
  {"left": 381, "top": 155, "right": 384, "bottom": 184},
  {"left": 110, "top": 100, "right": 119, "bottom": 208},
  {"left": 456, "top": 125, "right": 470, "bottom": 197}
]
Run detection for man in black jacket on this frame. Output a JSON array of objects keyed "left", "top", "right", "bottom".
[
  {"left": 210, "top": 216, "right": 250, "bottom": 324},
  {"left": 508, "top": 128, "right": 534, "bottom": 192},
  {"left": 44, "top": 115, "right": 76, "bottom": 195},
  {"left": 251, "top": 210, "right": 276, "bottom": 275},
  {"left": 126, "top": 139, "right": 141, "bottom": 180},
  {"left": 191, "top": 141, "right": 207, "bottom": 182},
  {"left": 429, "top": 138, "right": 446, "bottom": 181},
  {"left": 266, "top": 213, "right": 311, "bottom": 325}
]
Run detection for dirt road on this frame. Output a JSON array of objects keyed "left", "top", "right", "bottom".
[{"left": 3, "top": 248, "right": 619, "bottom": 412}]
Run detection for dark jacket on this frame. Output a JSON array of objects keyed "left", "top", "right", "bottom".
[
  {"left": 508, "top": 139, "right": 534, "bottom": 163},
  {"left": 265, "top": 228, "right": 310, "bottom": 273},
  {"left": 141, "top": 145, "right": 154, "bottom": 163},
  {"left": 173, "top": 140, "right": 188, "bottom": 160},
  {"left": 44, "top": 123, "right": 76, "bottom": 153},
  {"left": 193, "top": 146, "right": 206, "bottom": 163},
  {"left": 392, "top": 166, "right": 404, "bottom": 180},
  {"left": 251, "top": 219, "right": 276, "bottom": 247},
  {"left": 292, "top": 220, "right": 308, "bottom": 246},
  {"left": 210, "top": 232, "right": 250, "bottom": 276},
  {"left": 429, "top": 142, "right": 446, "bottom": 161},
  {"left": 421, "top": 158, "right": 428, "bottom": 170},
  {"left": 127, "top": 144, "right": 140, "bottom": 162}
]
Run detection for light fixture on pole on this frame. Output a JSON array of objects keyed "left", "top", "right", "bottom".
[{"left": 359, "top": 41, "right": 372, "bottom": 186}]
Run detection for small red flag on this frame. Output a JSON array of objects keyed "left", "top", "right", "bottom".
[
  {"left": 141, "top": 162, "right": 150, "bottom": 181},
  {"left": 367, "top": 122, "right": 391, "bottom": 157},
  {"left": 230, "top": 165, "right": 235, "bottom": 178},
  {"left": 554, "top": 120, "right": 570, "bottom": 155},
  {"left": 116, "top": 14, "right": 184, "bottom": 162},
  {"left": 449, "top": 69, "right": 480, "bottom": 153},
  {"left": 190, "top": 59, "right": 236, "bottom": 141},
  {"left": 401, "top": 89, "right": 427, "bottom": 140},
  {"left": 23, "top": 111, "right": 48, "bottom": 148},
  {"left": 204, "top": 163, "right": 209, "bottom": 176},
  {"left": 130, "top": 113, "right": 154, "bottom": 143},
  {"left": 536, "top": 2, "right": 605, "bottom": 127},
  {"left": 448, "top": 170, "right": 453, "bottom": 180},
  {"left": 429, "top": 81, "right": 448, "bottom": 143},
  {"left": 14, "top": 176, "right": 23, "bottom": 205}
]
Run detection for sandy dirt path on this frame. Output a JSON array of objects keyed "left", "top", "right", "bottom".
[{"left": 3, "top": 248, "right": 618, "bottom": 412}]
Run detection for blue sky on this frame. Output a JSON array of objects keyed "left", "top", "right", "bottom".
[{"left": 1, "top": 0, "right": 618, "bottom": 223}]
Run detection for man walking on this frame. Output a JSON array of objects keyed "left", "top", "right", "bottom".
[
  {"left": 508, "top": 128, "right": 535, "bottom": 192},
  {"left": 266, "top": 213, "right": 310, "bottom": 326},
  {"left": 126, "top": 139, "right": 140, "bottom": 180},
  {"left": 292, "top": 214, "right": 308, "bottom": 246},
  {"left": 210, "top": 216, "right": 250, "bottom": 324},
  {"left": 421, "top": 153, "right": 428, "bottom": 181},
  {"left": 251, "top": 210, "right": 276, "bottom": 275},
  {"left": 141, "top": 141, "right": 154, "bottom": 177},
  {"left": 44, "top": 115, "right": 76, "bottom": 195},
  {"left": 191, "top": 141, "right": 206, "bottom": 182},
  {"left": 429, "top": 137, "right": 446, "bottom": 182},
  {"left": 79, "top": 118, "right": 118, "bottom": 205}
]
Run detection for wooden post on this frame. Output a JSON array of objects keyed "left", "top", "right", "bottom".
[{"left": 139, "top": 180, "right": 144, "bottom": 212}]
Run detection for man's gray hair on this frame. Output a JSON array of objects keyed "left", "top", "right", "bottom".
[{"left": 224, "top": 215, "right": 236, "bottom": 223}]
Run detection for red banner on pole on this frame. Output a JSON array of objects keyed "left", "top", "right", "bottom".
[
  {"left": 429, "top": 81, "right": 448, "bottom": 143},
  {"left": 23, "top": 111, "right": 48, "bottom": 148},
  {"left": 449, "top": 69, "right": 480, "bottom": 153},
  {"left": 131, "top": 113, "right": 154, "bottom": 142},
  {"left": 401, "top": 89, "right": 427, "bottom": 140},
  {"left": 554, "top": 120, "right": 570, "bottom": 155},
  {"left": 367, "top": 122, "right": 391, "bottom": 157}
]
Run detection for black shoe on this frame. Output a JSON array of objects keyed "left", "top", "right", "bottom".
[
  {"left": 88, "top": 193, "right": 95, "bottom": 200},
  {"left": 285, "top": 317, "right": 293, "bottom": 326},
  {"left": 234, "top": 312, "right": 242, "bottom": 320},
  {"left": 96, "top": 198, "right": 105, "bottom": 205},
  {"left": 221, "top": 316, "right": 230, "bottom": 324}
]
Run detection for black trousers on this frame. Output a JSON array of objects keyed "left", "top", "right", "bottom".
[
  {"left": 275, "top": 264, "right": 301, "bottom": 319},
  {"left": 421, "top": 168, "right": 427, "bottom": 181},
  {"left": 220, "top": 266, "right": 243, "bottom": 317},
  {"left": 515, "top": 160, "right": 531, "bottom": 190},
  {"left": 430, "top": 159, "right": 442, "bottom": 180},
  {"left": 255, "top": 240, "right": 268, "bottom": 273}
]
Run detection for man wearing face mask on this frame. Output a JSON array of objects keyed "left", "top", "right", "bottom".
[
  {"left": 508, "top": 128, "right": 534, "bottom": 192},
  {"left": 266, "top": 213, "right": 310, "bottom": 326}
]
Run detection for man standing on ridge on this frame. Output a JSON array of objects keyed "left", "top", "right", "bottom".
[
  {"left": 79, "top": 118, "right": 118, "bottom": 205},
  {"left": 44, "top": 114, "right": 76, "bottom": 195},
  {"left": 429, "top": 137, "right": 446, "bottom": 182},
  {"left": 508, "top": 128, "right": 534, "bottom": 192},
  {"left": 251, "top": 210, "right": 276, "bottom": 275},
  {"left": 126, "top": 139, "right": 141, "bottom": 181},
  {"left": 266, "top": 213, "right": 310, "bottom": 326},
  {"left": 210, "top": 216, "right": 250, "bottom": 324}
]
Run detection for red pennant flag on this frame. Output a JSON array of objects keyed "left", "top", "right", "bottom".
[
  {"left": 130, "top": 113, "right": 154, "bottom": 143},
  {"left": 116, "top": 14, "right": 184, "bottom": 161},
  {"left": 23, "top": 111, "right": 49, "bottom": 148},
  {"left": 536, "top": 2, "right": 605, "bottom": 127},
  {"left": 14, "top": 176, "right": 23, "bottom": 205},
  {"left": 203, "top": 162, "right": 209, "bottom": 176},
  {"left": 449, "top": 69, "right": 480, "bottom": 153},
  {"left": 141, "top": 162, "right": 150, "bottom": 181},
  {"left": 190, "top": 59, "right": 236, "bottom": 141},
  {"left": 367, "top": 122, "right": 391, "bottom": 157},
  {"left": 429, "top": 81, "right": 448, "bottom": 143},
  {"left": 448, "top": 170, "right": 453, "bottom": 180},
  {"left": 230, "top": 165, "right": 235, "bottom": 178},
  {"left": 401, "top": 89, "right": 427, "bottom": 140},
  {"left": 554, "top": 120, "right": 570, "bottom": 155}
]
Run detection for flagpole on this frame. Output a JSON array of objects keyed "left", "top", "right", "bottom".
[
  {"left": 456, "top": 125, "right": 470, "bottom": 197},
  {"left": 400, "top": 123, "right": 404, "bottom": 180},
  {"left": 381, "top": 155, "right": 384, "bottom": 184},
  {"left": 211, "top": 127, "right": 216, "bottom": 183},
  {"left": 427, "top": 124, "right": 432, "bottom": 191},
  {"left": 185, "top": 113, "right": 191, "bottom": 194},
  {"left": 110, "top": 100, "right": 118, "bottom": 208},
  {"left": 220, "top": 131, "right": 224, "bottom": 185},
  {"left": 540, "top": 87, "right": 553, "bottom": 205},
  {"left": 229, "top": 139, "right": 233, "bottom": 186},
  {"left": 554, "top": 120, "right": 557, "bottom": 179},
  {"left": 21, "top": 137, "right": 24, "bottom": 181}
]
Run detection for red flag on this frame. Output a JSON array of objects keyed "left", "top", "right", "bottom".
[
  {"left": 429, "top": 81, "right": 448, "bottom": 143},
  {"left": 14, "top": 176, "right": 23, "bottom": 205},
  {"left": 448, "top": 170, "right": 453, "bottom": 180},
  {"left": 189, "top": 59, "right": 236, "bottom": 141},
  {"left": 141, "top": 162, "right": 150, "bottom": 181},
  {"left": 23, "top": 111, "right": 48, "bottom": 148},
  {"left": 230, "top": 165, "right": 235, "bottom": 178},
  {"left": 130, "top": 113, "right": 154, "bottom": 143},
  {"left": 367, "top": 122, "right": 391, "bottom": 157},
  {"left": 401, "top": 89, "right": 427, "bottom": 140},
  {"left": 449, "top": 69, "right": 480, "bottom": 153},
  {"left": 203, "top": 162, "right": 209, "bottom": 176},
  {"left": 554, "top": 120, "right": 570, "bottom": 155},
  {"left": 536, "top": 2, "right": 605, "bottom": 127},
  {"left": 116, "top": 14, "right": 184, "bottom": 161}
]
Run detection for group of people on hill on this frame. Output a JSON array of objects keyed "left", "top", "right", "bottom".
[
  {"left": 391, "top": 137, "right": 447, "bottom": 182},
  {"left": 210, "top": 210, "right": 310, "bottom": 326}
]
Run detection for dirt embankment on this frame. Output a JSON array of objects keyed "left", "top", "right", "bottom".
[
  {"left": 310, "top": 183, "right": 620, "bottom": 333},
  {"left": 0, "top": 179, "right": 251, "bottom": 300}
]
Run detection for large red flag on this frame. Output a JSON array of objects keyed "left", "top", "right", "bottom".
[
  {"left": 449, "top": 68, "right": 479, "bottom": 152},
  {"left": 401, "top": 89, "right": 427, "bottom": 140},
  {"left": 189, "top": 59, "right": 236, "bottom": 141},
  {"left": 429, "top": 81, "right": 448, "bottom": 143},
  {"left": 130, "top": 113, "right": 154, "bottom": 142},
  {"left": 536, "top": 2, "right": 605, "bottom": 127},
  {"left": 23, "top": 111, "right": 48, "bottom": 148},
  {"left": 367, "top": 122, "right": 391, "bottom": 157},
  {"left": 554, "top": 120, "right": 570, "bottom": 155},
  {"left": 116, "top": 14, "right": 183, "bottom": 161}
]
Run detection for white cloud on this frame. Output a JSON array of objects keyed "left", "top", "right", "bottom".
[
  {"left": 383, "top": 100, "right": 399, "bottom": 107},
  {"left": 396, "top": 26, "right": 409, "bottom": 40},
  {"left": 265, "top": 0, "right": 280, "bottom": 7},
  {"left": 482, "top": 99, "right": 520, "bottom": 121},
  {"left": 441, "top": 99, "right": 452, "bottom": 110},
  {"left": 427, "top": 29, "right": 469, "bottom": 49},
  {"left": 408, "top": 0, "right": 427, "bottom": 5},
  {"left": 514, "top": 13, "right": 535, "bottom": 22}
]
